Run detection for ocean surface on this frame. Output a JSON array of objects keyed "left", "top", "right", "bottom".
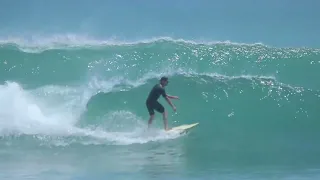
[{"left": 1, "top": 1, "right": 320, "bottom": 180}]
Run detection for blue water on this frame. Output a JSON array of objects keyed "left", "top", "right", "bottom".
[{"left": 0, "top": 1, "right": 320, "bottom": 180}]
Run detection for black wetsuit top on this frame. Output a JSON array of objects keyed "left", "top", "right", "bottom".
[{"left": 146, "top": 84, "right": 167, "bottom": 103}]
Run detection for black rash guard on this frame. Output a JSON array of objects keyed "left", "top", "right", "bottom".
[
  {"left": 145, "top": 84, "right": 167, "bottom": 115},
  {"left": 146, "top": 84, "right": 167, "bottom": 103}
]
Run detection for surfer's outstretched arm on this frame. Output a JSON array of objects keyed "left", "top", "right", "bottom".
[
  {"left": 166, "top": 95, "right": 179, "bottom": 99},
  {"left": 161, "top": 87, "right": 177, "bottom": 111},
  {"left": 165, "top": 97, "right": 176, "bottom": 112}
]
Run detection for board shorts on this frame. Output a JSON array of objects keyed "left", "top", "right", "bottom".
[{"left": 146, "top": 100, "right": 164, "bottom": 115}]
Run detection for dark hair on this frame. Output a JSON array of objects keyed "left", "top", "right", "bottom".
[{"left": 160, "top": 76, "right": 168, "bottom": 81}]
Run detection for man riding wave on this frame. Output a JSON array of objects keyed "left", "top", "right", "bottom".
[{"left": 145, "top": 76, "right": 179, "bottom": 131}]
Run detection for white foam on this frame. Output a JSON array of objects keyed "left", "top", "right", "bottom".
[
  {"left": 0, "top": 81, "right": 182, "bottom": 146},
  {"left": 0, "top": 82, "right": 72, "bottom": 135}
]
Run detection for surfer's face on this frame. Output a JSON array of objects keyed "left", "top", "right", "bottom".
[{"left": 161, "top": 80, "right": 168, "bottom": 86}]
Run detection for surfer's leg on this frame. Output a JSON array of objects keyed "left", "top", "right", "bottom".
[
  {"left": 148, "top": 114, "right": 154, "bottom": 128},
  {"left": 146, "top": 101, "right": 155, "bottom": 128},
  {"left": 162, "top": 111, "right": 169, "bottom": 131},
  {"left": 154, "top": 102, "right": 168, "bottom": 131}
]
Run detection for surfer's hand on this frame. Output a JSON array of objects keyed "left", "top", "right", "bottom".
[{"left": 173, "top": 106, "right": 176, "bottom": 112}]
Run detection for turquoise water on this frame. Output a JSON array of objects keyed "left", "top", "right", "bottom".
[
  {"left": 0, "top": 40, "right": 320, "bottom": 180},
  {"left": 1, "top": 1, "right": 320, "bottom": 179}
]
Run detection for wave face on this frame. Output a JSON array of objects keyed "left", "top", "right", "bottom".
[{"left": 1, "top": 38, "right": 320, "bottom": 179}]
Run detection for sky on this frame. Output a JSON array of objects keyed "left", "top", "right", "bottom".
[{"left": 0, "top": 0, "right": 319, "bottom": 47}]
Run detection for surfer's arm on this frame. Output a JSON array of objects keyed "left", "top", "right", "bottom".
[
  {"left": 166, "top": 95, "right": 179, "bottom": 99},
  {"left": 165, "top": 96, "right": 176, "bottom": 110},
  {"left": 162, "top": 89, "right": 176, "bottom": 111}
]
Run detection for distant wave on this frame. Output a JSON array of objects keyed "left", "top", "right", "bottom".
[{"left": 0, "top": 34, "right": 274, "bottom": 53}]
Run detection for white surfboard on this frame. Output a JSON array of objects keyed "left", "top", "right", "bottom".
[{"left": 167, "top": 122, "right": 199, "bottom": 134}]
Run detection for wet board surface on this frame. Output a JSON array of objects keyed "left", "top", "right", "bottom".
[{"left": 167, "top": 123, "right": 199, "bottom": 134}]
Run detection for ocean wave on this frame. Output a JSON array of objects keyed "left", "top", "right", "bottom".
[
  {"left": 0, "top": 34, "right": 276, "bottom": 53},
  {"left": 0, "top": 34, "right": 319, "bottom": 149},
  {"left": 0, "top": 81, "right": 183, "bottom": 146},
  {"left": 0, "top": 68, "right": 319, "bottom": 148}
]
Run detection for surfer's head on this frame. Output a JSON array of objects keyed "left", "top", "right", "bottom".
[{"left": 160, "top": 76, "right": 169, "bottom": 86}]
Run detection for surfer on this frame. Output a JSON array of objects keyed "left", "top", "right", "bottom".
[{"left": 146, "top": 76, "right": 179, "bottom": 131}]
